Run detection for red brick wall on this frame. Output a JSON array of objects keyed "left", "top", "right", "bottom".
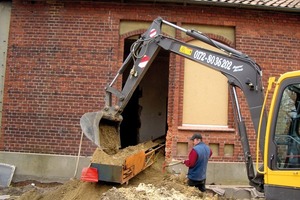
[{"left": 1, "top": 1, "right": 300, "bottom": 163}]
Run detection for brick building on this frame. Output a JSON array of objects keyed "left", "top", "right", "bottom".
[{"left": 0, "top": 0, "right": 299, "bottom": 182}]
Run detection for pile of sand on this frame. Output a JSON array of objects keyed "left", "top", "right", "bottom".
[
  {"left": 10, "top": 125, "right": 221, "bottom": 200},
  {"left": 12, "top": 149, "right": 224, "bottom": 200},
  {"left": 100, "top": 182, "right": 212, "bottom": 200},
  {"left": 91, "top": 140, "right": 159, "bottom": 165}
]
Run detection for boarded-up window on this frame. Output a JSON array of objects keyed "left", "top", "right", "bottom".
[{"left": 182, "top": 40, "right": 228, "bottom": 127}]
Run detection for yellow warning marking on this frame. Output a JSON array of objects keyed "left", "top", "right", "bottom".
[{"left": 179, "top": 46, "right": 192, "bottom": 56}]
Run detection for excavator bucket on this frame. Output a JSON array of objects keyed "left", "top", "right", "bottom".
[
  {"left": 80, "top": 111, "right": 122, "bottom": 153},
  {"left": 80, "top": 111, "right": 103, "bottom": 147}
]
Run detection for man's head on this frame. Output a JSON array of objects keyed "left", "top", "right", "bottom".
[{"left": 190, "top": 133, "right": 202, "bottom": 145}]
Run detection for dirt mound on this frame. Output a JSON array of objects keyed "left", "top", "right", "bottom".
[
  {"left": 100, "top": 182, "right": 212, "bottom": 200},
  {"left": 91, "top": 140, "right": 159, "bottom": 165},
  {"left": 16, "top": 179, "right": 111, "bottom": 200},
  {"left": 2, "top": 141, "right": 220, "bottom": 200},
  {"left": 15, "top": 175, "right": 217, "bottom": 200}
]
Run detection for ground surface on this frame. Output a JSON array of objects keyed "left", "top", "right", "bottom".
[
  {"left": 0, "top": 139, "right": 264, "bottom": 200},
  {"left": 0, "top": 149, "right": 222, "bottom": 200}
]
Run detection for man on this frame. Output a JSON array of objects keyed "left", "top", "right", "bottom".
[{"left": 182, "top": 133, "right": 212, "bottom": 192}]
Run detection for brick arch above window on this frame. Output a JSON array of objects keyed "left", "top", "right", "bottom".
[
  {"left": 120, "top": 30, "right": 233, "bottom": 47},
  {"left": 182, "top": 33, "right": 234, "bottom": 49},
  {"left": 120, "top": 29, "right": 147, "bottom": 40}
]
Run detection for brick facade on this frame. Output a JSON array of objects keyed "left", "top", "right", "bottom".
[{"left": 1, "top": 0, "right": 300, "bottom": 164}]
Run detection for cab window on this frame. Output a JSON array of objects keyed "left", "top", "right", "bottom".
[{"left": 275, "top": 84, "right": 300, "bottom": 169}]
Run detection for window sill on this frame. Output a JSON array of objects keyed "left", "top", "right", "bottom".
[{"left": 178, "top": 125, "right": 235, "bottom": 132}]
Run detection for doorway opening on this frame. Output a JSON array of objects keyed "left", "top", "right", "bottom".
[{"left": 120, "top": 38, "right": 169, "bottom": 148}]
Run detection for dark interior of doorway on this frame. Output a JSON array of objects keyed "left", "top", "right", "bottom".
[{"left": 120, "top": 38, "right": 169, "bottom": 148}]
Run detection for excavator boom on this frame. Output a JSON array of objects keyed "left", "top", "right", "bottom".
[{"left": 80, "top": 17, "right": 267, "bottom": 188}]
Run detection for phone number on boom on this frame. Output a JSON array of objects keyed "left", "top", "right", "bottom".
[{"left": 193, "top": 50, "right": 232, "bottom": 70}]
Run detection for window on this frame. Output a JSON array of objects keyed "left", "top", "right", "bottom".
[
  {"left": 182, "top": 40, "right": 228, "bottom": 127},
  {"left": 275, "top": 84, "right": 300, "bottom": 169}
]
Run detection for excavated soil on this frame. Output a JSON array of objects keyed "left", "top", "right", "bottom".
[
  {"left": 99, "top": 123, "right": 120, "bottom": 155},
  {"left": 91, "top": 140, "right": 159, "bottom": 165},
  {"left": 0, "top": 146, "right": 222, "bottom": 200},
  {"left": 0, "top": 125, "right": 220, "bottom": 200}
]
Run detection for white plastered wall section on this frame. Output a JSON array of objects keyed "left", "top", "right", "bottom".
[{"left": 0, "top": 1, "right": 11, "bottom": 135}]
